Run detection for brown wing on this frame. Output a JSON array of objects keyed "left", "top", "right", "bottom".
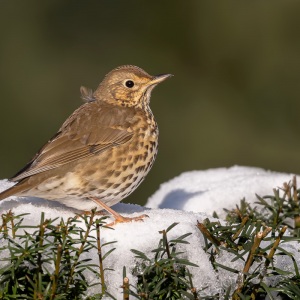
[{"left": 11, "top": 101, "right": 134, "bottom": 182}]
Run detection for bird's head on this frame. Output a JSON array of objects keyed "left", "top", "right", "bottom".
[{"left": 94, "top": 65, "right": 172, "bottom": 108}]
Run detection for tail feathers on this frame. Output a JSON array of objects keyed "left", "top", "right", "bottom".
[{"left": 0, "top": 182, "right": 28, "bottom": 201}]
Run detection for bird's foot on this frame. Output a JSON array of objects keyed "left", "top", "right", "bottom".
[
  {"left": 106, "top": 213, "right": 149, "bottom": 227},
  {"left": 88, "top": 196, "right": 149, "bottom": 226}
]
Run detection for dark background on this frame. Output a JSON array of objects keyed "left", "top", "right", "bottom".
[{"left": 1, "top": 1, "right": 300, "bottom": 206}]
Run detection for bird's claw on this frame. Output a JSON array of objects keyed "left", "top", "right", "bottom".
[{"left": 105, "top": 213, "right": 149, "bottom": 227}]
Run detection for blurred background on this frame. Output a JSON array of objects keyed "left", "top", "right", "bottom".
[{"left": 0, "top": 1, "right": 300, "bottom": 206}]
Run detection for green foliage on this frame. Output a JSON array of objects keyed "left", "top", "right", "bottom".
[
  {"left": 0, "top": 177, "right": 299, "bottom": 299},
  {"left": 129, "top": 223, "right": 199, "bottom": 300},
  {"left": 202, "top": 176, "right": 300, "bottom": 299},
  {"left": 0, "top": 210, "right": 115, "bottom": 300},
  {"left": 277, "top": 276, "right": 300, "bottom": 298}
]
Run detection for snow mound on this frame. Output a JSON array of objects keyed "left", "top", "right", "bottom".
[
  {"left": 0, "top": 166, "right": 299, "bottom": 298},
  {"left": 146, "top": 166, "right": 298, "bottom": 218}
]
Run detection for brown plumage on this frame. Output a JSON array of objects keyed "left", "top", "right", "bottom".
[{"left": 0, "top": 65, "right": 172, "bottom": 224}]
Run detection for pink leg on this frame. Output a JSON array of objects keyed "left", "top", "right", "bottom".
[{"left": 89, "top": 196, "right": 148, "bottom": 226}]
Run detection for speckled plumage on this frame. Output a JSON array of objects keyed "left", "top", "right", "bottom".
[{"left": 0, "top": 65, "right": 172, "bottom": 224}]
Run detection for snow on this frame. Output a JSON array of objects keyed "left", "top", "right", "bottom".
[
  {"left": 146, "top": 166, "right": 299, "bottom": 218},
  {"left": 0, "top": 165, "right": 299, "bottom": 299}
]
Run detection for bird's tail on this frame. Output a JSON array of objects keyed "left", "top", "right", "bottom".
[{"left": 0, "top": 182, "right": 28, "bottom": 201}]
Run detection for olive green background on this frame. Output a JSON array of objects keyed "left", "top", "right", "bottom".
[{"left": 1, "top": 1, "right": 300, "bottom": 206}]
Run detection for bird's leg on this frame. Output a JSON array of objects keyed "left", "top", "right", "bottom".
[{"left": 89, "top": 196, "right": 148, "bottom": 226}]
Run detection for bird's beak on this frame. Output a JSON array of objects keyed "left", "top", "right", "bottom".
[{"left": 150, "top": 73, "right": 173, "bottom": 85}]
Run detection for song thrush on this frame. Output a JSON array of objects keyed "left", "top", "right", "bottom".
[{"left": 0, "top": 65, "right": 172, "bottom": 224}]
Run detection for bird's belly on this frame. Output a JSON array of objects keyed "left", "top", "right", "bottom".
[{"left": 85, "top": 139, "right": 158, "bottom": 207}]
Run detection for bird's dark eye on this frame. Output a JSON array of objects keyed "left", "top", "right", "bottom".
[{"left": 125, "top": 80, "right": 134, "bottom": 88}]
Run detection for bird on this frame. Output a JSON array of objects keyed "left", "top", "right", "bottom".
[{"left": 0, "top": 65, "right": 172, "bottom": 225}]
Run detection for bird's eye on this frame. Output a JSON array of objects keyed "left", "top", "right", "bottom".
[{"left": 125, "top": 80, "right": 134, "bottom": 88}]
